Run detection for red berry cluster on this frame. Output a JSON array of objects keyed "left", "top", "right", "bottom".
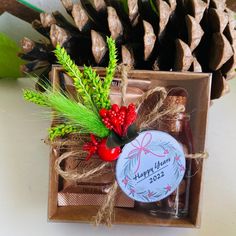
[
  {"left": 99, "top": 103, "right": 137, "bottom": 137},
  {"left": 83, "top": 134, "right": 121, "bottom": 162}
]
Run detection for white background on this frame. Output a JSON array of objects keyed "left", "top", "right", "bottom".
[
  {"left": 0, "top": 0, "right": 236, "bottom": 235},
  {"left": 0, "top": 0, "right": 75, "bottom": 43}
]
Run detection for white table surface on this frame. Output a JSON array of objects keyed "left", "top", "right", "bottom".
[{"left": 0, "top": 78, "right": 236, "bottom": 236}]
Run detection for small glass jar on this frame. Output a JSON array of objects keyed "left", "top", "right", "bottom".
[{"left": 136, "top": 88, "right": 194, "bottom": 218}]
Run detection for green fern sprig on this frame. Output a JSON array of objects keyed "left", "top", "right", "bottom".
[
  {"left": 23, "top": 89, "right": 48, "bottom": 106},
  {"left": 83, "top": 65, "right": 104, "bottom": 109},
  {"left": 102, "top": 37, "right": 118, "bottom": 109},
  {"left": 48, "top": 124, "right": 79, "bottom": 140},
  {"left": 54, "top": 45, "right": 96, "bottom": 111},
  {"left": 54, "top": 38, "right": 117, "bottom": 110},
  {"left": 23, "top": 37, "right": 118, "bottom": 140}
]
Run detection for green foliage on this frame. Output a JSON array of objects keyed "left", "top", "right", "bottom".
[
  {"left": 82, "top": 37, "right": 118, "bottom": 110},
  {"left": 107, "top": 124, "right": 138, "bottom": 148},
  {"left": 46, "top": 91, "right": 109, "bottom": 138},
  {"left": 0, "top": 33, "right": 24, "bottom": 78},
  {"left": 24, "top": 88, "right": 110, "bottom": 138},
  {"left": 101, "top": 37, "right": 118, "bottom": 109},
  {"left": 54, "top": 37, "right": 117, "bottom": 110},
  {"left": 54, "top": 45, "right": 96, "bottom": 111},
  {"left": 23, "top": 89, "right": 48, "bottom": 106},
  {"left": 83, "top": 65, "right": 104, "bottom": 109},
  {"left": 48, "top": 124, "right": 79, "bottom": 140},
  {"left": 24, "top": 37, "right": 118, "bottom": 140}
]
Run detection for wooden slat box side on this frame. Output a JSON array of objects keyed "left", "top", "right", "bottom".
[{"left": 48, "top": 65, "right": 211, "bottom": 227}]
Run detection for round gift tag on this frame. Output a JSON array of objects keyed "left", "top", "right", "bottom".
[{"left": 116, "top": 130, "right": 186, "bottom": 203}]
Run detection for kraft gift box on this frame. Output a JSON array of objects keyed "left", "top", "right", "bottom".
[{"left": 48, "top": 65, "right": 211, "bottom": 227}]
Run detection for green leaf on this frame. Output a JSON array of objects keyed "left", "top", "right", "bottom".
[
  {"left": 126, "top": 123, "right": 139, "bottom": 141},
  {"left": 106, "top": 124, "right": 139, "bottom": 148},
  {"left": 106, "top": 131, "right": 124, "bottom": 148},
  {"left": 0, "top": 33, "right": 24, "bottom": 78}
]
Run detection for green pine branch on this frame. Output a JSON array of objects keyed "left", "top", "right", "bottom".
[
  {"left": 101, "top": 37, "right": 118, "bottom": 109},
  {"left": 48, "top": 124, "right": 79, "bottom": 140},
  {"left": 54, "top": 37, "right": 117, "bottom": 110},
  {"left": 54, "top": 45, "right": 96, "bottom": 112},
  {"left": 83, "top": 65, "right": 104, "bottom": 109},
  {"left": 23, "top": 89, "right": 48, "bottom": 106},
  {"left": 23, "top": 37, "right": 118, "bottom": 139}
]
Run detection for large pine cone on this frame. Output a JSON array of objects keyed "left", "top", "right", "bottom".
[{"left": 19, "top": 0, "right": 236, "bottom": 99}]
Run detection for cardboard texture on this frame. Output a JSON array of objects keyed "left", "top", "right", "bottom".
[{"left": 48, "top": 65, "right": 211, "bottom": 227}]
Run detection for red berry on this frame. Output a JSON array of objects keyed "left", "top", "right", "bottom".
[
  {"left": 128, "top": 104, "right": 135, "bottom": 112},
  {"left": 129, "top": 103, "right": 135, "bottom": 108},
  {"left": 112, "top": 104, "right": 120, "bottom": 113},
  {"left": 97, "top": 139, "right": 121, "bottom": 162},
  {"left": 112, "top": 117, "right": 119, "bottom": 126},
  {"left": 103, "top": 118, "right": 108, "bottom": 123},
  {"left": 108, "top": 110, "right": 114, "bottom": 118},
  {"left": 99, "top": 108, "right": 107, "bottom": 118},
  {"left": 120, "top": 106, "right": 127, "bottom": 112},
  {"left": 101, "top": 104, "right": 137, "bottom": 137}
]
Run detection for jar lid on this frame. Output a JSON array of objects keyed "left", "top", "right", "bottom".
[{"left": 162, "top": 95, "right": 187, "bottom": 109}]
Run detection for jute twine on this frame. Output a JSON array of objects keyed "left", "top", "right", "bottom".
[
  {"left": 186, "top": 152, "right": 208, "bottom": 159},
  {"left": 136, "top": 86, "right": 185, "bottom": 130},
  {"left": 50, "top": 64, "right": 208, "bottom": 226},
  {"left": 94, "top": 181, "right": 118, "bottom": 226},
  {"left": 118, "top": 63, "right": 130, "bottom": 106},
  {"left": 54, "top": 151, "right": 111, "bottom": 182}
]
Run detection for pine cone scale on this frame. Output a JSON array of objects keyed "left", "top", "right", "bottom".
[{"left": 19, "top": 0, "right": 236, "bottom": 99}]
